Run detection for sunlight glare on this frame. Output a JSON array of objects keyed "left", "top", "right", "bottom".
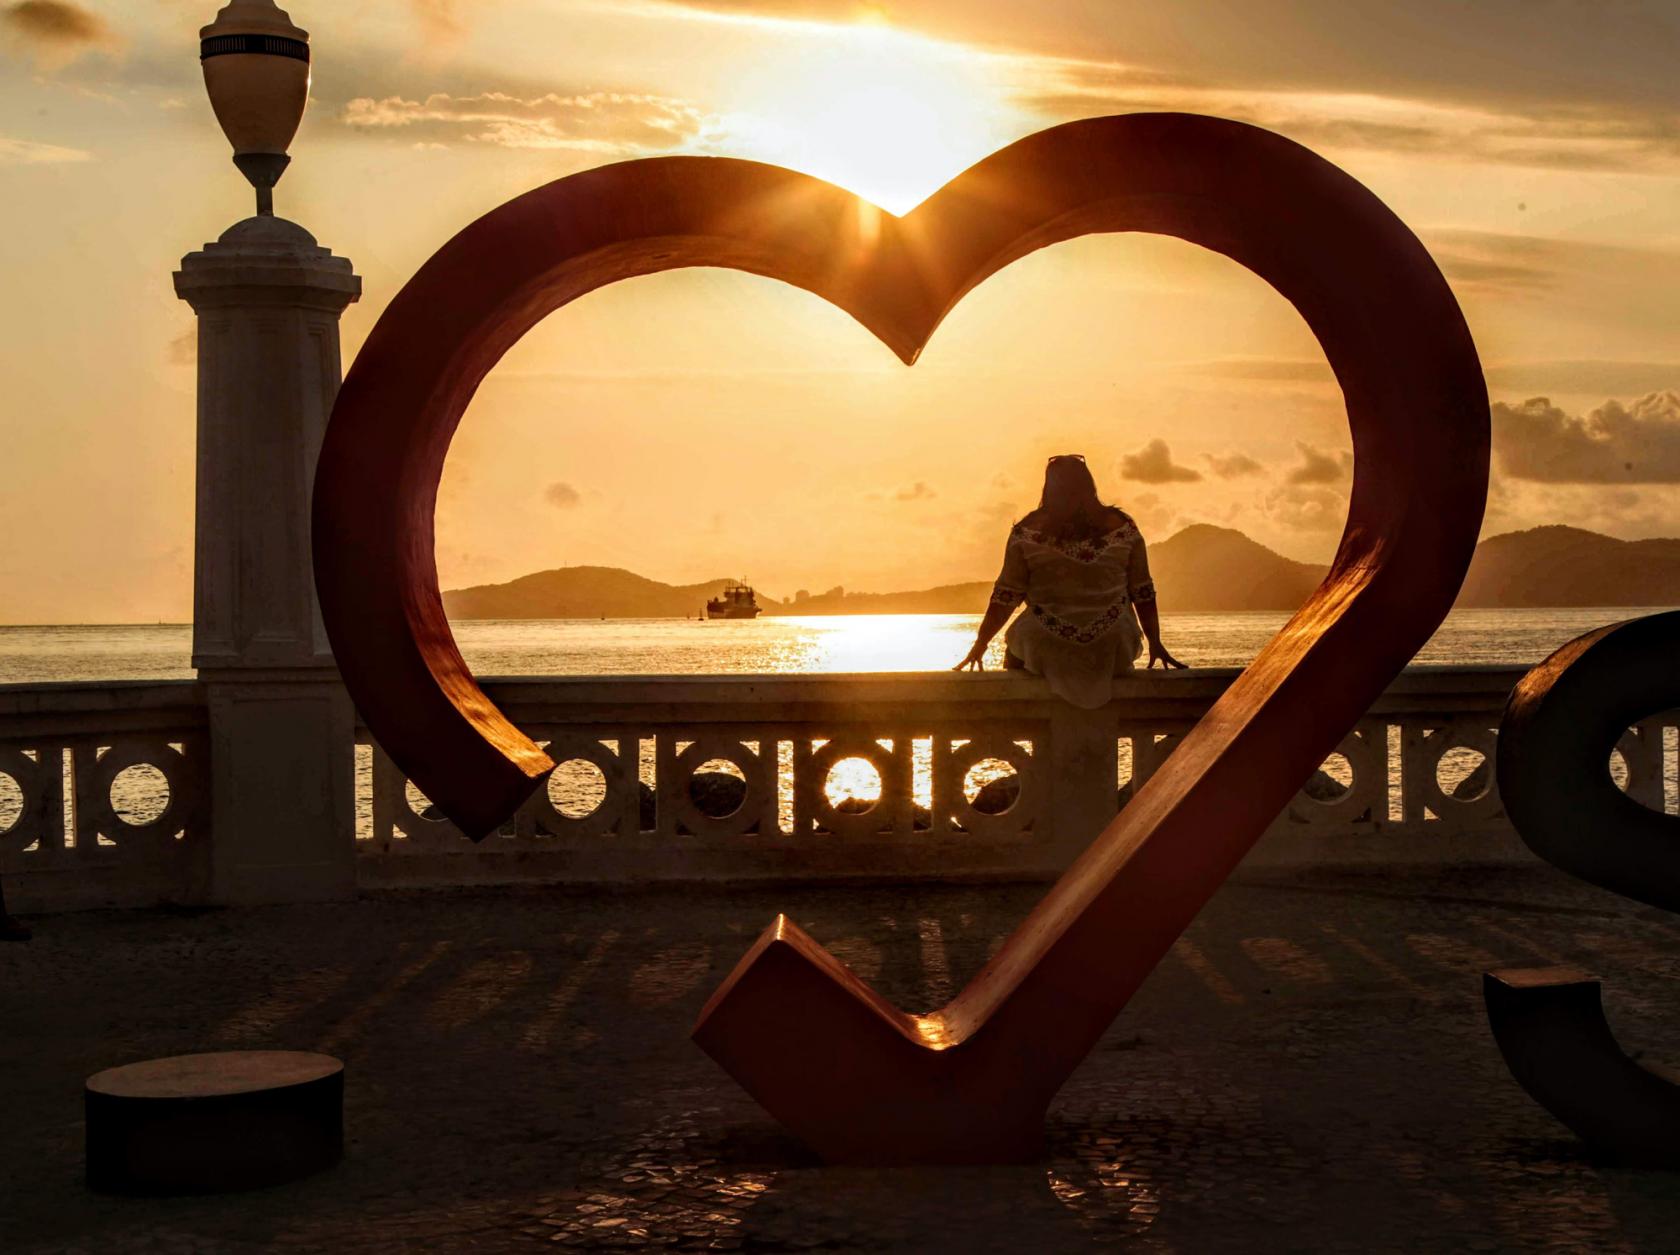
[
  {"left": 796, "top": 614, "right": 978, "bottom": 672},
  {"left": 724, "top": 22, "right": 1023, "bottom": 214}
]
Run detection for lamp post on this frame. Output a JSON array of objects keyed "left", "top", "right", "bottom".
[
  {"left": 174, "top": 1, "right": 361, "bottom": 905},
  {"left": 199, "top": 0, "right": 311, "bottom": 216}
]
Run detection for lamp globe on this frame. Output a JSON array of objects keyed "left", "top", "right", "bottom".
[{"left": 199, "top": 0, "right": 311, "bottom": 216}]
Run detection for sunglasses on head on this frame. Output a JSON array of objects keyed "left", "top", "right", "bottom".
[{"left": 1048, "top": 454, "right": 1086, "bottom": 464}]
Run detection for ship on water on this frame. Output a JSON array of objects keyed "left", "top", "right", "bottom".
[{"left": 706, "top": 582, "right": 761, "bottom": 620}]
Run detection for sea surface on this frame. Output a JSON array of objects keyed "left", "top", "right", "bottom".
[{"left": 4, "top": 607, "right": 1675, "bottom": 684}]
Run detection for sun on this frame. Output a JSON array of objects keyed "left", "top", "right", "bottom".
[{"left": 722, "top": 20, "right": 1024, "bottom": 215}]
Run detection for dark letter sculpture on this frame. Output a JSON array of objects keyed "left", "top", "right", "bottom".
[
  {"left": 314, "top": 114, "right": 1489, "bottom": 1162},
  {"left": 1485, "top": 610, "right": 1680, "bottom": 1163}
]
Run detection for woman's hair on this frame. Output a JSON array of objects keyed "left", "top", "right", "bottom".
[{"left": 1026, "top": 454, "right": 1118, "bottom": 540}]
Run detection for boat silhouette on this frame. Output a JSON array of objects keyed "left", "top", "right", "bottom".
[{"left": 706, "top": 582, "right": 761, "bottom": 620}]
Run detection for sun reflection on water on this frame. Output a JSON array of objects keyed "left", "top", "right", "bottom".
[{"left": 766, "top": 614, "right": 1007, "bottom": 674}]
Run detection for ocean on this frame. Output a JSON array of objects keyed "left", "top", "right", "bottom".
[{"left": 2, "top": 608, "right": 1672, "bottom": 684}]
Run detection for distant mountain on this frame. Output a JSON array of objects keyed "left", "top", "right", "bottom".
[
  {"left": 443, "top": 566, "right": 786, "bottom": 619},
  {"left": 1457, "top": 526, "right": 1680, "bottom": 607},
  {"left": 441, "top": 525, "right": 1680, "bottom": 620},
  {"left": 790, "top": 526, "right": 1328, "bottom": 614},
  {"left": 442, "top": 526, "right": 1326, "bottom": 618},
  {"left": 1147, "top": 524, "right": 1325, "bottom": 611},
  {"left": 788, "top": 582, "right": 991, "bottom": 615}
]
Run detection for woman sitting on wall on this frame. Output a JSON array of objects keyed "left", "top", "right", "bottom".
[{"left": 955, "top": 454, "right": 1186, "bottom": 705}]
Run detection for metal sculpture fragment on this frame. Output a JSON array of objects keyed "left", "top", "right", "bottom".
[
  {"left": 1485, "top": 967, "right": 1680, "bottom": 1164},
  {"left": 314, "top": 113, "right": 1489, "bottom": 1162},
  {"left": 1485, "top": 610, "right": 1680, "bottom": 1163}
]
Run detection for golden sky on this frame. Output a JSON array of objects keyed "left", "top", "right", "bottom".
[{"left": 3, "top": 0, "right": 1680, "bottom": 621}]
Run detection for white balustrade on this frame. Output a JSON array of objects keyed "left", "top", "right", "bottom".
[
  {"left": 0, "top": 682, "right": 210, "bottom": 909},
  {"left": 4, "top": 668, "right": 1677, "bottom": 907}
]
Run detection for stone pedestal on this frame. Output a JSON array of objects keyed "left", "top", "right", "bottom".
[
  {"left": 86, "top": 1050, "right": 344, "bottom": 1193},
  {"left": 175, "top": 216, "right": 360, "bottom": 904}
]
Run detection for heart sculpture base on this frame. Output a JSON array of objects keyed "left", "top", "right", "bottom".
[
  {"left": 315, "top": 113, "right": 1490, "bottom": 1164},
  {"left": 695, "top": 916, "right": 1048, "bottom": 1164}
]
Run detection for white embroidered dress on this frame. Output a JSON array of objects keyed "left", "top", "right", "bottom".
[{"left": 991, "top": 515, "right": 1155, "bottom": 709}]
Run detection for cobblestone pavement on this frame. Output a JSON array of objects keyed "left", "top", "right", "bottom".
[{"left": 5, "top": 866, "right": 1680, "bottom": 1252}]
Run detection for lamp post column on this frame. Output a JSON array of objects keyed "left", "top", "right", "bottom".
[{"left": 174, "top": 219, "right": 361, "bottom": 903}]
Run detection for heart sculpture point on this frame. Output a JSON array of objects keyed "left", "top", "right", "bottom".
[{"left": 314, "top": 114, "right": 1489, "bottom": 1163}]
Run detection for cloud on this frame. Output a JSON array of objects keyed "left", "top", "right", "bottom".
[
  {"left": 1120, "top": 438, "right": 1202, "bottom": 484},
  {"left": 1204, "top": 452, "right": 1265, "bottom": 479},
  {"left": 1286, "top": 442, "right": 1352, "bottom": 485},
  {"left": 1122, "top": 490, "right": 1182, "bottom": 538},
  {"left": 1423, "top": 230, "right": 1566, "bottom": 297},
  {"left": 340, "top": 91, "right": 719, "bottom": 154},
  {"left": 1482, "top": 479, "right": 1680, "bottom": 541},
  {"left": 2, "top": 0, "right": 112, "bottom": 67},
  {"left": 1013, "top": 54, "right": 1680, "bottom": 175},
  {"left": 1266, "top": 484, "right": 1347, "bottom": 532},
  {"left": 0, "top": 134, "right": 90, "bottom": 164},
  {"left": 1187, "top": 232, "right": 1680, "bottom": 312},
  {"left": 543, "top": 481, "right": 581, "bottom": 509},
  {"left": 894, "top": 481, "right": 936, "bottom": 502},
  {"left": 1423, "top": 229, "right": 1680, "bottom": 302},
  {"left": 1492, "top": 392, "right": 1680, "bottom": 483},
  {"left": 1484, "top": 361, "right": 1680, "bottom": 398},
  {"left": 659, "top": 0, "right": 879, "bottom": 18},
  {"left": 4, "top": 1, "right": 104, "bottom": 44},
  {"left": 408, "top": 0, "right": 464, "bottom": 45},
  {"left": 1188, "top": 358, "right": 1334, "bottom": 384}
]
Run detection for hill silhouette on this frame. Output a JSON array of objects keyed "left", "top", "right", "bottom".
[
  {"left": 1148, "top": 525, "right": 1325, "bottom": 611},
  {"left": 442, "top": 525, "right": 1680, "bottom": 619},
  {"left": 787, "top": 583, "right": 990, "bottom": 615},
  {"left": 443, "top": 567, "right": 787, "bottom": 619},
  {"left": 442, "top": 526, "right": 1325, "bottom": 618},
  {"left": 1456, "top": 526, "right": 1680, "bottom": 607}
]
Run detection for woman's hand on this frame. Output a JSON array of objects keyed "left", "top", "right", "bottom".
[
  {"left": 953, "top": 640, "right": 989, "bottom": 671},
  {"left": 1146, "top": 641, "right": 1188, "bottom": 670}
]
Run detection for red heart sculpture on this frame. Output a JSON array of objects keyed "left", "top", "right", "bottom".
[{"left": 315, "top": 113, "right": 1488, "bottom": 1162}]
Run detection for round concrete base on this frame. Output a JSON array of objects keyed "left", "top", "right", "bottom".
[{"left": 86, "top": 1051, "right": 343, "bottom": 1194}]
